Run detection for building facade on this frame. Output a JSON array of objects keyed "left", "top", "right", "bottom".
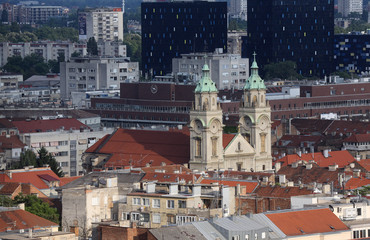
[
  {"left": 338, "top": 0, "right": 363, "bottom": 17},
  {"left": 141, "top": 0, "right": 228, "bottom": 76},
  {"left": 244, "top": 0, "right": 334, "bottom": 77},
  {"left": 229, "top": 0, "right": 248, "bottom": 20},
  {"left": 172, "top": 51, "right": 249, "bottom": 90},
  {"left": 334, "top": 33, "right": 370, "bottom": 74},
  {"left": 78, "top": 8, "right": 124, "bottom": 42},
  {"left": 60, "top": 56, "right": 139, "bottom": 100}
]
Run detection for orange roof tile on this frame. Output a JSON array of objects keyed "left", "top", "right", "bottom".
[
  {"left": 201, "top": 179, "right": 258, "bottom": 193},
  {"left": 344, "top": 133, "right": 370, "bottom": 143},
  {"left": 223, "top": 134, "right": 236, "bottom": 149},
  {"left": 266, "top": 208, "right": 349, "bottom": 236},
  {"left": 276, "top": 150, "right": 355, "bottom": 168},
  {"left": 0, "top": 168, "right": 60, "bottom": 189},
  {"left": 0, "top": 182, "right": 20, "bottom": 195},
  {"left": 0, "top": 135, "right": 26, "bottom": 149},
  {"left": 59, "top": 176, "right": 81, "bottom": 186},
  {"left": 357, "top": 159, "right": 370, "bottom": 172},
  {"left": 0, "top": 209, "right": 58, "bottom": 232},
  {"left": 345, "top": 178, "right": 370, "bottom": 190}
]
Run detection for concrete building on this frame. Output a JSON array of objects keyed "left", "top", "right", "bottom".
[
  {"left": 60, "top": 56, "right": 139, "bottom": 100},
  {"left": 0, "top": 73, "right": 23, "bottom": 91},
  {"left": 78, "top": 8, "right": 124, "bottom": 42},
  {"left": 60, "top": 171, "right": 144, "bottom": 239},
  {"left": 9, "top": 118, "right": 113, "bottom": 176},
  {"left": 338, "top": 0, "right": 363, "bottom": 17},
  {"left": 229, "top": 0, "right": 247, "bottom": 20},
  {"left": 120, "top": 182, "right": 235, "bottom": 228},
  {"left": 343, "top": 134, "right": 370, "bottom": 160},
  {"left": 172, "top": 50, "right": 249, "bottom": 90},
  {"left": 22, "top": 6, "right": 68, "bottom": 23}
]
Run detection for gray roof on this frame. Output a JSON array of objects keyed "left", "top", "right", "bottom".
[
  {"left": 0, "top": 109, "right": 99, "bottom": 120},
  {"left": 149, "top": 224, "right": 207, "bottom": 240},
  {"left": 61, "top": 171, "right": 144, "bottom": 189},
  {"left": 192, "top": 221, "right": 226, "bottom": 240},
  {"left": 211, "top": 215, "right": 267, "bottom": 232}
]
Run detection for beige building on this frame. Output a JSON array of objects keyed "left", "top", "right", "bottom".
[
  {"left": 78, "top": 8, "right": 124, "bottom": 42},
  {"left": 189, "top": 55, "right": 272, "bottom": 172},
  {"left": 0, "top": 73, "right": 23, "bottom": 90},
  {"left": 119, "top": 182, "right": 235, "bottom": 228},
  {"left": 60, "top": 172, "right": 144, "bottom": 239}
]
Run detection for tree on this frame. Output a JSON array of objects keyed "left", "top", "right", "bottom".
[
  {"left": 263, "top": 61, "right": 302, "bottom": 80},
  {"left": 15, "top": 149, "right": 37, "bottom": 169},
  {"left": 37, "top": 147, "right": 64, "bottom": 177},
  {"left": 3, "top": 53, "right": 50, "bottom": 79},
  {"left": 13, "top": 194, "right": 60, "bottom": 224},
  {"left": 87, "top": 37, "right": 98, "bottom": 56},
  {"left": 0, "top": 196, "right": 15, "bottom": 207},
  {"left": 71, "top": 51, "right": 81, "bottom": 57}
]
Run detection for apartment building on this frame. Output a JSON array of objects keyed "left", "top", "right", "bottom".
[
  {"left": 0, "top": 73, "right": 23, "bottom": 90},
  {"left": 172, "top": 50, "right": 249, "bottom": 90},
  {"left": 23, "top": 6, "right": 68, "bottom": 23},
  {"left": 119, "top": 182, "right": 235, "bottom": 228},
  {"left": 60, "top": 56, "right": 139, "bottom": 100},
  {"left": 78, "top": 8, "right": 124, "bottom": 42},
  {"left": 338, "top": 0, "right": 363, "bottom": 17}
]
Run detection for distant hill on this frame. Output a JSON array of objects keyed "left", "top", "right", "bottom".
[{"left": 19, "top": 0, "right": 142, "bottom": 10}]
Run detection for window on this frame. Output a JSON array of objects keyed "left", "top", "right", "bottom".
[
  {"left": 143, "top": 198, "right": 150, "bottom": 206},
  {"left": 153, "top": 199, "right": 160, "bottom": 208},
  {"left": 92, "top": 197, "right": 99, "bottom": 206},
  {"left": 232, "top": 236, "right": 240, "bottom": 240},
  {"left": 245, "top": 234, "right": 249, "bottom": 240},
  {"left": 121, "top": 212, "right": 130, "bottom": 220},
  {"left": 131, "top": 213, "right": 140, "bottom": 221},
  {"left": 195, "top": 138, "right": 201, "bottom": 157},
  {"left": 260, "top": 134, "right": 266, "bottom": 153},
  {"left": 262, "top": 232, "right": 266, "bottom": 239},
  {"left": 167, "top": 200, "right": 174, "bottom": 209},
  {"left": 178, "top": 200, "right": 186, "bottom": 208},
  {"left": 212, "top": 137, "right": 217, "bottom": 156},
  {"left": 357, "top": 208, "right": 362, "bottom": 216},
  {"left": 133, "top": 198, "right": 141, "bottom": 205},
  {"left": 153, "top": 213, "right": 161, "bottom": 224}
]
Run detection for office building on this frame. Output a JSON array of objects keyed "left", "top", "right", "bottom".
[
  {"left": 338, "top": 0, "right": 363, "bottom": 17},
  {"left": 229, "top": 0, "right": 247, "bottom": 20},
  {"left": 334, "top": 32, "right": 370, "bottom": 74},
  {"left": 141, "top": 0, "right": 227, "bottom": 76},
  {"left": 78, "top": 8, "right": 124, "bottom": 42},
  {"left": 244, "top": 0, "right": 334, "bottom": 77},
  {"left": 172, "top": 50, "right": 249, "bottom": 90},
  {"left": 60, "top": 56, "right": 139, "bottom": 100}
]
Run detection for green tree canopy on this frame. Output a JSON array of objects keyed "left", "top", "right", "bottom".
[
  {"left": 123, "top": 33, "right": 141, "bottom": 66},
  {"left": 263, "top": 61, "right": 302, "bottom": 80},
  {"left": 13, "top": 194, "right": 59, "bottom": 224},
  {"left": 87, "top": 37, "right": 98, "bottom": 56}
]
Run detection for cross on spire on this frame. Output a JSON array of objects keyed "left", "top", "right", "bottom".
[{"left": 253, "top": 52, "right": 257, "bottom": 62}]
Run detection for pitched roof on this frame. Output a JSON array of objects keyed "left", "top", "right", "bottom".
[
  {"left": 59, "top": 176, "right": 81, "bottom": 186},
  {"left": 265, "top": 208, "right": 349, "bottom": 236},
  {"left": 356, "top": 159, "right": 370, "bottom": 172},
  {"left": 141, "top": 165, "right": 192, "bottom": 174},
  {"left": 0, "top": 183, "right": 20, "bottom": 195},
  {"left": 11, "top": 118, "right": 89, "bottom": 133},
  {"left": 276, "top": 135, "right": 322, "bottom": 148},
  {"left": 86, "top": 128, "right": 191, "bottom": 168},
  {"left": 150, "top": 224, "right": 208, "bottom": 240},
  {"left": 275, "top": 150, "right": 355, "bottom": 168},
  {"left": 0, "top": 168, "right": 60, "bottom": 190},
  {"left": 253, "top": 185, "right": 313, "bottom": 198},
  {"left": 201, "top": 179, "right": 258, "bottom": 194},
  {"left": 0, "top": 209, "right": 58, "bottom": 232},
  {"left": 0, "top": 135, "right": 25, "bottom": 149},
  {"left": 345, "top": 177, "right": 370, "bottom": 190},
  {"left": 344, "top": 133, "right": 370, "bottom": 143},
  {"left": 223, "top": 134, "right": 236, "bottom": 149}
]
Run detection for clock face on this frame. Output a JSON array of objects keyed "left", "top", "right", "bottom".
[{"left": 150, "top": 84, "right": 158, "bottom": 94}]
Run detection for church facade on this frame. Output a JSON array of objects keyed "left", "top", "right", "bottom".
[{"left": 189, "top": 55, "right": 272, "bottom": 172}]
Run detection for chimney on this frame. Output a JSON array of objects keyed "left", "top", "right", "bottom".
[
  {"left": 236, "top": 184, "right": 241, "bottom": 195},
  {"left": 275, "top": 162, "right": 281, "bottom": 172},
  {"left": 350, "top": 162, "right": 355, "bottom": 168},
  {"left": 305, "top": 163, "right": 312, "bottom": 170},
  {"left": 279, "top": 174, "right": 286, "bottom": 184},
  {"left": 328, "top": 164, "right": 338, "bottom": 171},
  {"left": 323, "top": 149, "right": 330, "bottom": 158},
  {"left": 169, "top": 183, "right": 178, "bottom": 195},
  {"left": 291, "top": 162, "right": 298, "bottom": 168}
]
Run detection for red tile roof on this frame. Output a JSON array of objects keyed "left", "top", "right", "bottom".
[
  {"left": 275, "top": 150, "right": 355, "bottom": 168},
  {"left": 345, "top": 177, "right": 370, "bottom": 190},
  {"left": 12, "top": 118, "right": 89, "bottom": 134},
  {"left": 0, "top": 182, "right": 20, "bottom": 195},
  {"left": 0, "top": 168, "right": 60, "bottom": 189},
  {"left": 253, "top": 185, "right": 313, "bottom": 198},
  {"left": 276, "top": 135, "right": 323, "bottom": 148},
  {"left": 86, "top": 128, "right": 191, "bottom": 168},
  {"left": 357, "top": 159, "right": 370, "bottom": 172},
  {"left": 59, "top": 176, "right": 81, "bottom": 186},
  {"left": 223, "top": 134, "right": 236, "bottom": 149},
  {"left": 38, "top": 174, "right": 59, "bottom": 182},
  {"left": 0, "top": 135, "right": 26, "bottom": 149},
  {"left": 266, "top": 208, "right": 349, "bottom": 236},
  {"left": 142, "top": 172, "right": 201, "bottom": 184},
  {"left": 201, "top": 179, "right": 258, "bottom": 193},
  {"left": 344, "top": 133, "right": 370, "bottom": 143},
  {"left": 141, "top": 165, "right": 192, "bottom": 174},
  {"left": 0, "top": 209, "right": 58, "bottom": 232}
]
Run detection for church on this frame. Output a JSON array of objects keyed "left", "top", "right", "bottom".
[
  {"left": 83, "top": 55, "right": 272, "bottom": 173},
  {"left": 189, "top": 54, "right": 272, "bottom": 172}
]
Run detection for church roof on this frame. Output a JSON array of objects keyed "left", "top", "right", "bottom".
[
  {"left": 244, "top": 53, "right": 266, "bottom": 90},
  {"left": 194, "top": 64, "right": 218, "bottom": 93}
]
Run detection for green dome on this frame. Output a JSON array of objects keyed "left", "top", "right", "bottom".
[
  {"left": 244, "top": 53, "right": 266, "bottom": 90},
  {"left": 195, "top": 64, "right": 218, "bottom": 93}
]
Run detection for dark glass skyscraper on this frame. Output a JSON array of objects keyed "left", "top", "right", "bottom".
[
  {"left": 141, "top": 1, "right": 227, "bottom": 77},
  {"left": 243, "top": 0, "right": 334, "bottom": 77}
]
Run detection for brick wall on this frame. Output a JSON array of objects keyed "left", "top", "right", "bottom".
[{"left": 236, "top": 196, "right": 291, "bottom": 214}]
